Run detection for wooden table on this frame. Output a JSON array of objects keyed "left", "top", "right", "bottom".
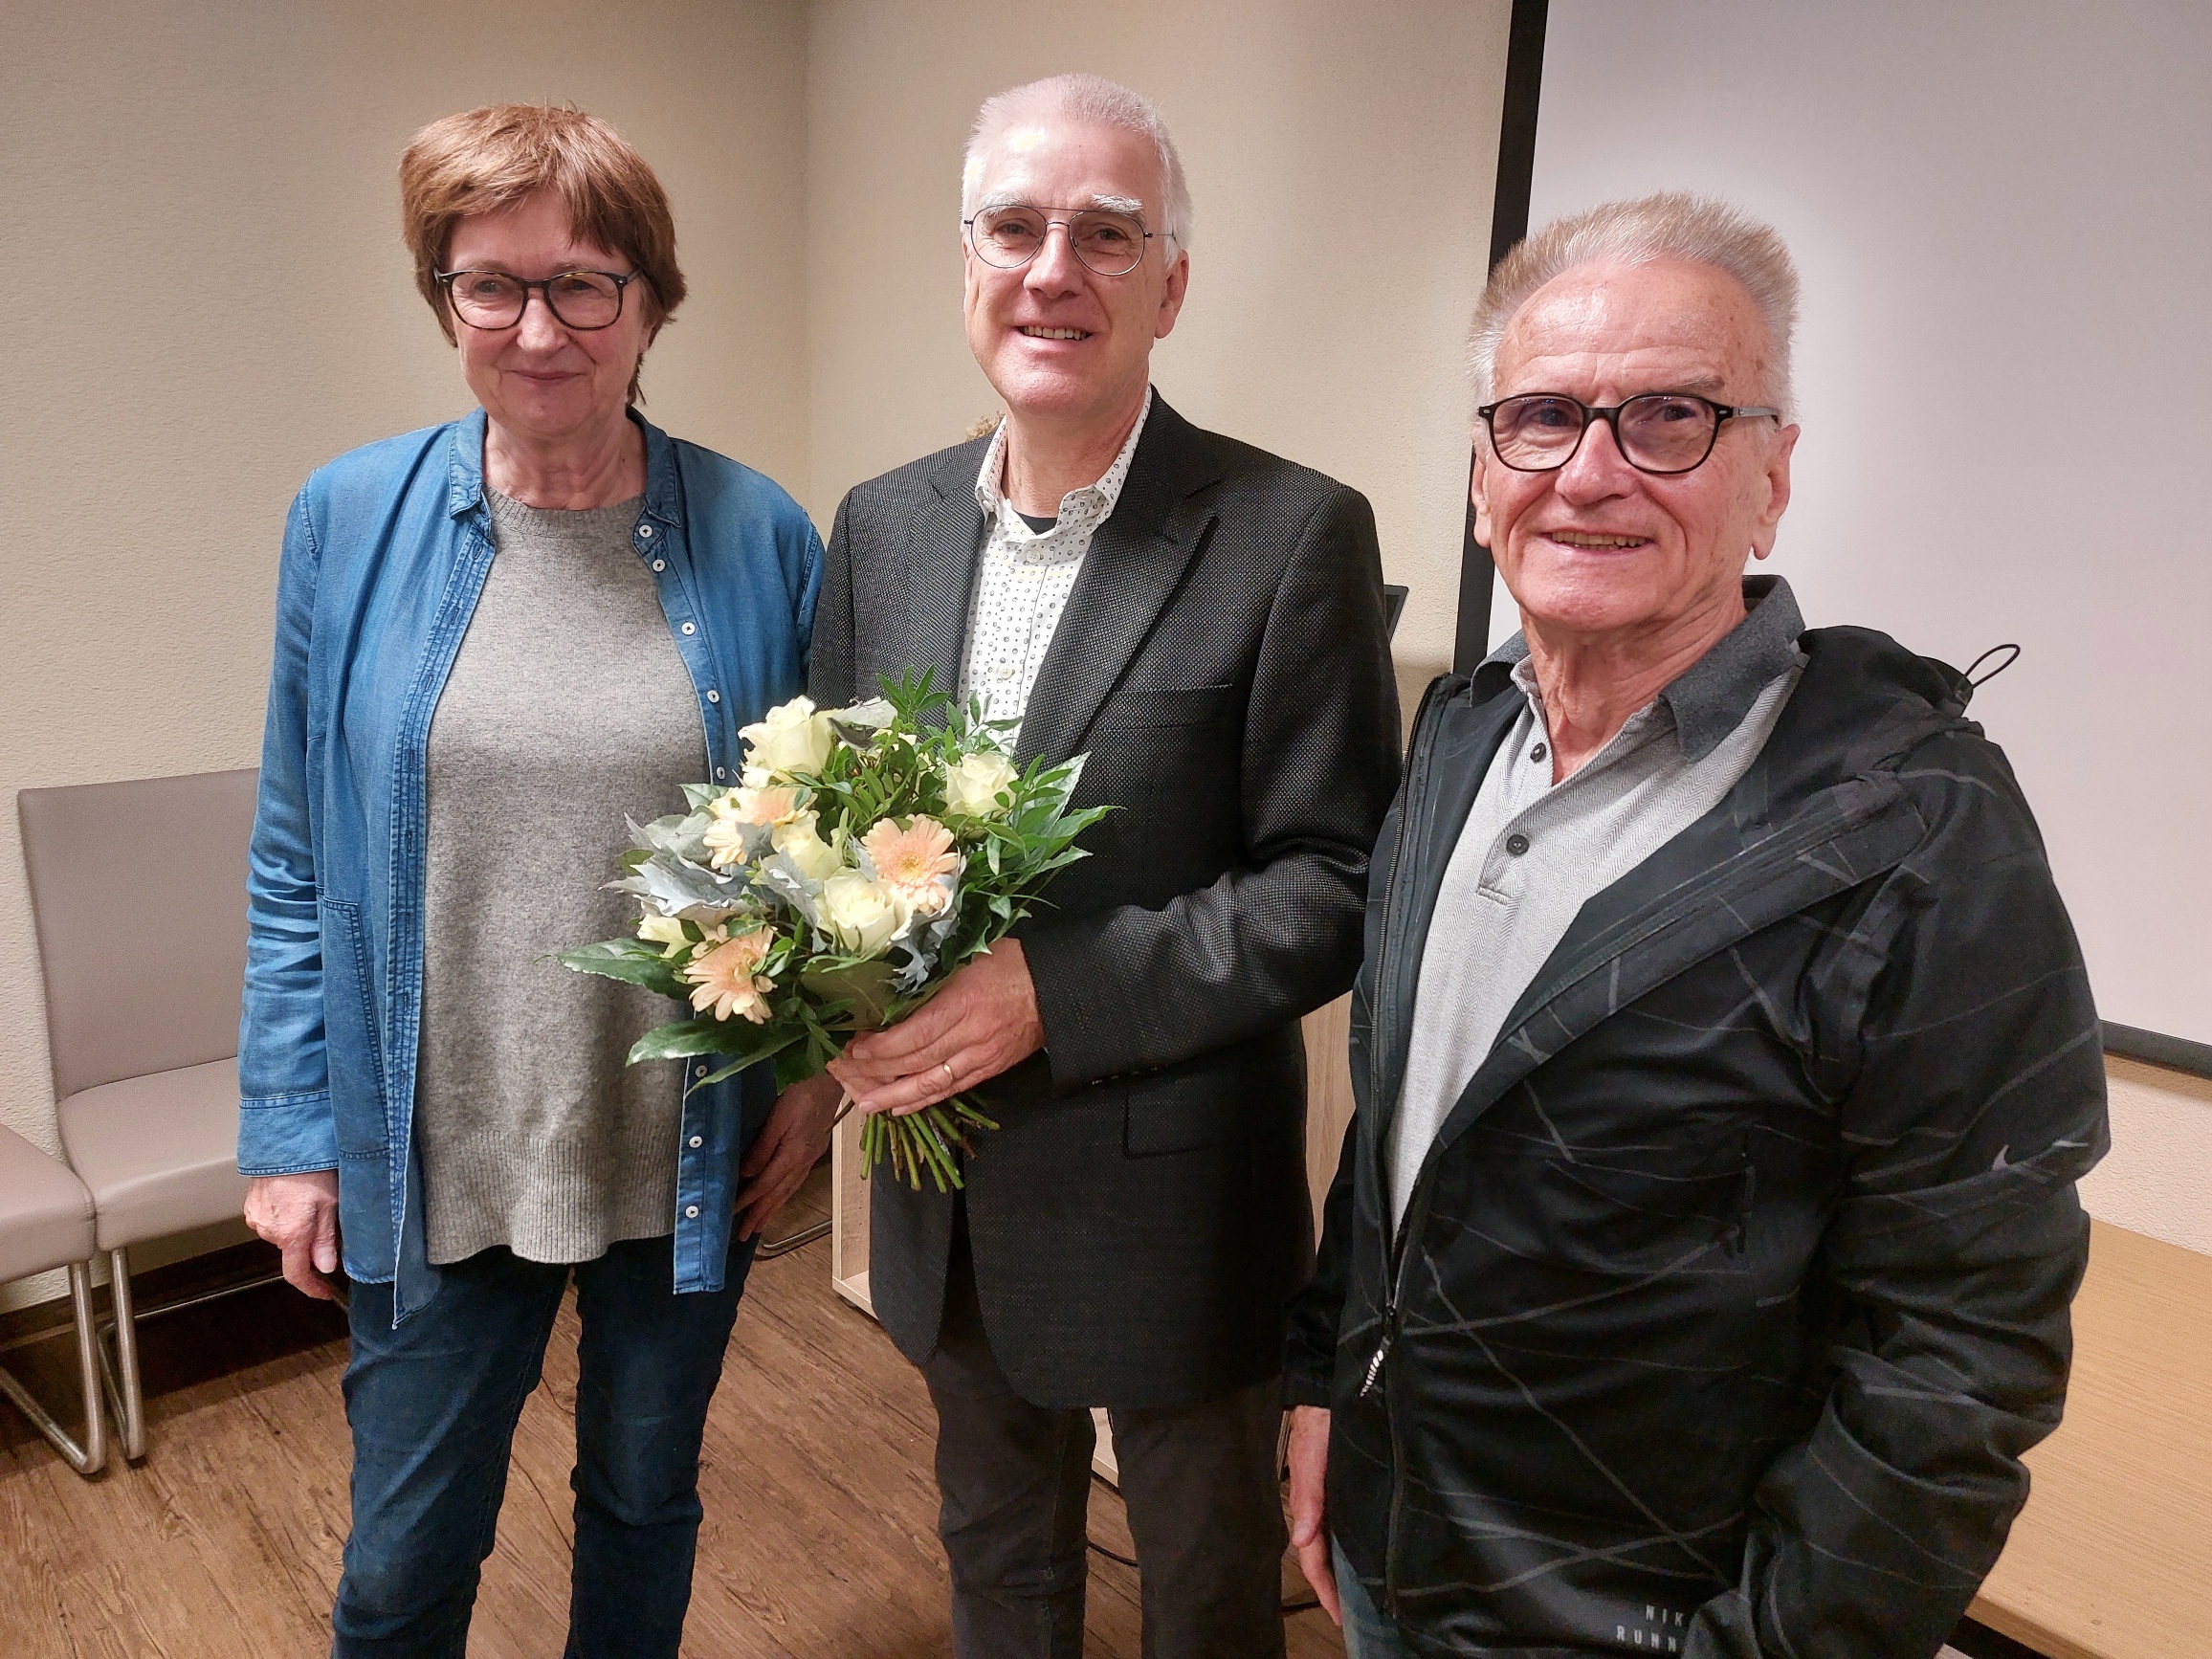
[{"left": 1971, "top": 1219, "right": 2212, "bottom": 1658}]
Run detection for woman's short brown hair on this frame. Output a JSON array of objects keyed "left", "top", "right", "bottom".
[{"left": 399, "top": 103, "right": 685, "bottom": 403}]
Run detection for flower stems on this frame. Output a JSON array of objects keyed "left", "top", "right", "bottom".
[{"left": 858, "top": 1094, "right": 1003, "bottom": 1190}]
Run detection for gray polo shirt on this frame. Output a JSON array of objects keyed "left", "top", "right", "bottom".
[{"left": 1387, "top": 577, "right": 1808, "bottom": 1228}]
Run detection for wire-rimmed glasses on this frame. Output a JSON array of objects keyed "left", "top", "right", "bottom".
[
  {"left": 1478, "top": 392, "right": 1781, "bottom": 476},
  {"left": 436, "top": 268, "right": 644, "bottom": 331},
  {"left": 963, "top": 205, "right": 1155, "bottom": 276}
]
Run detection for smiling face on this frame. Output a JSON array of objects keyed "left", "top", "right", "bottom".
[
  {"left": 1472, "top": 257, "right": 1798, "bottom": 646},
  {"left": 962, "top": 120, "right": 1188, "bottom": 428},
  {"left": 442, "top": 188, "right": 655, "bottom": 450}
]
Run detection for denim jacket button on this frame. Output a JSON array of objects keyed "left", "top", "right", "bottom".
[
  {"left": 652, "top": 558, "right": 667, "bottom": 572},
  {"left": 681, "top": 621, "right": 696, "bottom": 635},
  {"left": 638, "top": 523, "right": 653, "bottom": 538},
  {"left": 716, "top": 766, "right": 727, "bottom": 780},
  {"left": 684, "top": 1204, "right": 699, "bottom": 1219},
  {"left": 689, "top": 1135, "right": 703, "bottom": 1148},
  {"left": 706, "top": 689, "right": 720, "bottom": 703}
]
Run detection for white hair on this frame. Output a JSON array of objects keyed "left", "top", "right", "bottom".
[
  {"left": 1471, "top": 192, "right": 1799, "bottom": 417},
  {"left": 962, "top": 73, "right": 1193, "bottom": 253}
]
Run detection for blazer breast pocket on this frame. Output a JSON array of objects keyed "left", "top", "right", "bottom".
[{"left": 1096, "top": 683, "right": 1239, "bottom": 731}]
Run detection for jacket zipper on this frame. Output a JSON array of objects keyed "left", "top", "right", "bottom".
[{"left": 1366, "top": 673, "right": 1457, "bottom": 1615}]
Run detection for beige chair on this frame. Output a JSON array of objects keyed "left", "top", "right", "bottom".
[
  {"left": 17, "top": 768, "right": 260, "bottom": 1462},
  {"left": 0, "top": 1128, "right": 105, "bottom": 1473}
]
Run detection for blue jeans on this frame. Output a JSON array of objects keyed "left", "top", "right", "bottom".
[
  {"left": 332, "top": 1232, "right": 757, "bottom": 1658},
  {"left": 1335, "top": 1541, "right": 1416, "bottom": 1659}
]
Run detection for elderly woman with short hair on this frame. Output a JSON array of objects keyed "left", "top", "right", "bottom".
[{"left": 237, "top": 103, "right": 833, "bottom": 1656}]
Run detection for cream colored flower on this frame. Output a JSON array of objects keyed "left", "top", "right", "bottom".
[
  {"left": 819, "top": 871, "right": 910, "bottom": 959},
  {"left": 860, "top": 816, "right": 958, "bottom": 916},
  {"left": 944, "top": 750, "right": 1018, "bottom": 818},
  {"left": 636, "top": 913, "right": 691, "bottom": 957},
  {"left": 772, "top": 810, "right": 846, "bottom": 881},
  {"left": 681, "top": 926, "right": 777, "bottom": 1024},
  {"left": 739, "top": 696, "right": 835, "bottom": 781}
]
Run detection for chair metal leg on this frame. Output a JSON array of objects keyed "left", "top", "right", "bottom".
[
  {"left": 755, "top": 1216, "right": 832, "bottom": 1259},
  {"left": 0, "top": 1261, "right": 108, "bottom": 1476},
  {"left": 96, "top": 1247, "right": 146, "bottom": 1461}
]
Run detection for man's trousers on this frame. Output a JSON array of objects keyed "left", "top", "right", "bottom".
[{"left": 921, "top": 1210, "right": 1289, "bottom": 1659}]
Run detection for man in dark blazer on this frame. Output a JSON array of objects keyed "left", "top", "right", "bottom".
[{"left": 803, "top": 73, "right": 1400, "bottom": 1659}]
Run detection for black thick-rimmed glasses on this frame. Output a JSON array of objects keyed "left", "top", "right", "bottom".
[
  {"left": 436, "top": 268, "right": 646, "bottom": 331},
  {"left": 964, "top": 205, "right": 1156, "bottom": 276},
  {"left": 1477, "top": 392, "right": 1781, "bottom": 476}
]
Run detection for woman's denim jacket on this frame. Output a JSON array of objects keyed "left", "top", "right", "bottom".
[{"left": 236, "top": 408, "right": 823, "bottom": 1323}]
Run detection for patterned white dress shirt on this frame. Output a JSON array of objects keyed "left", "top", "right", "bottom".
[{"left": 959, "top": 388, "right": 1154, "bottom": 748}]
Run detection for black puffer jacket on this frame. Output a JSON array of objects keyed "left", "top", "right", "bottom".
[{"left": 1286, "top": 624, "right": 2108, "bottom": 1658}]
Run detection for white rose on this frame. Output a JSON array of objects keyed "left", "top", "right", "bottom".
[
  {"left": 772, "top": 810, "right": 846, "bottom": 881},
  {"left": 818, "top": 871, "right": 911, "bottom": 959},
  {"left": 739, "top": 696, "right": 835, "bottom": 780},
  {"left": 943, "top": 750, "right": 1018, "bottom": 818}
]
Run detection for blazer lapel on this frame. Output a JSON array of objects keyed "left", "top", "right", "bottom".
[
  {"left": 884, "top": 443, "right": 987, "bottom": 707},
  {"left": 1015, "top": 398, "right": 1223, "bottom": 768}
]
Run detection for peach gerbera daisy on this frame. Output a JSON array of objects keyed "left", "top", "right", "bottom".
[
  {"left": 859, "top": 815, "right": 958, "bottom": 916},
  {"left": 681, "top": 926, "right": 777, "bottom": 1023}
]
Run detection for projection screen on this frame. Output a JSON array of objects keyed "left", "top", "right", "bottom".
[{"left": 1497, "top": 1, "right": 2212, "bottom": 1050}]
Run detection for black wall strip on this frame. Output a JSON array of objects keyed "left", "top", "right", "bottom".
[
  {"left": 1454, "top": 0, "right": 1551, "bottom": 675},
  {"left": 2103, "top": 1021, "right": 2212, "bottom": 1081}
]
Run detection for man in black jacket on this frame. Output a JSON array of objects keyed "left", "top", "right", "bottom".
[
  {"left": 798, "top": 74, "right": 1400, "bottom": 1658},
  {"left": 1285, "top": 193, "right": 2108, "bottom": 1659}
]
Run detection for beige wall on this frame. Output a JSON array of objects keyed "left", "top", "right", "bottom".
[
  {"left": 2082, "top": 1062, "right": 2212, "bottom": 1257},
  {"left": 0, "top": 0, "right": 810, "bottom": 1308},
  {"left": 803, "top": 0, "right": 1515, "bottom": 713}
]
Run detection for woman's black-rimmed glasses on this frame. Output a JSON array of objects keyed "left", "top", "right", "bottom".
[
  {"left": 436, "top": 268, "right": 645, "bottom": 331},
  {"left": 1477, "top": 392, "right": 1781, "bottom": 476},
  {"left": 964, "top": 205, "right": 1155, "bottom": 276}
]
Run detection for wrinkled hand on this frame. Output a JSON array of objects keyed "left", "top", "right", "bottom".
[
  {"left": 734, "top": 1073, "right": 846, "bottom": 1240},
  {"left": 1287, "top": 1405, "right": 1340, "bottom": 1626},
  {"left": 244, "top": 1170, "right": 343, "bottom": 1301},
  {"left": 829, "top": 940, "right": 1043, "bottom": 1117}
]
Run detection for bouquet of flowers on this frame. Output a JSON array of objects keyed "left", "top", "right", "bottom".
[{"left": 558, "top": 672, "right": 1105, "bottom": 1190}]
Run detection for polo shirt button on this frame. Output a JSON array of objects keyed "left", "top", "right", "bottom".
[
  {"left": 681, "top": 621, "right": 697, "bottom": 635},
  {"left": 685, "top": 1205, "right": 699, "bottom": 1219},
  {"left": 1506, "top": 832, "right": 1531, "bottom": 856},
  {"left": 1530, "top": 743, "right": 1547, "bottom": 763}
]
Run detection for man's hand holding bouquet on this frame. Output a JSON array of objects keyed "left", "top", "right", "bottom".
[{"left": 560, "top": 673, "right": 1104, "bottom": 1189}]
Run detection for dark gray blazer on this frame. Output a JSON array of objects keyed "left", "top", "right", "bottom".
[{"left": 810, "top": 394, "right": 1402, "bottom": 1407}]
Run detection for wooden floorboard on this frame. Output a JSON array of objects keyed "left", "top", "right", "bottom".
[{"left": 0, "top": 1169, "right": 1344, "bottom": 1657}]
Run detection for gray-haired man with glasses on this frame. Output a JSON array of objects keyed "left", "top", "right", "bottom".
[
  {"left": 795, "top": 71, "right": 1402, "bottom": 1659},
  {"left": 1285, "top": 192, "right": 2106, "bottom": 1658}
]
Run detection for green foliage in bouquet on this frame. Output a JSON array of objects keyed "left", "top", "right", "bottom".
[{"left": 558, "top": 671, "right": 1107, "bottom": 1190}]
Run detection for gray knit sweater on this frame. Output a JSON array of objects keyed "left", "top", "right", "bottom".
[{"left": 414, "top": 489, "right": 707, "bottom": 1266}]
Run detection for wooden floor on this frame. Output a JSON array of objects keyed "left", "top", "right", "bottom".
[{"left": 0, "top": 1169, "right": 1344, "bottom": 1657}]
